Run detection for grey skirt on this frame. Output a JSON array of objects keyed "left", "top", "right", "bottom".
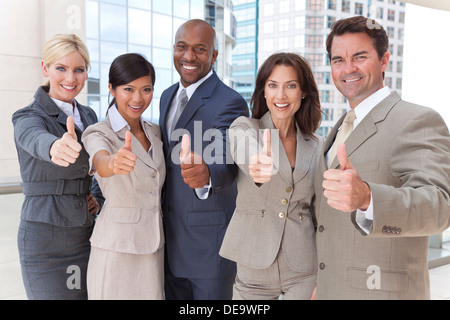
[{"left": 17, "top": 220, "right": 93, "bottom": 300}]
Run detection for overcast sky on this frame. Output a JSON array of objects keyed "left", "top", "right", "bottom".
[{"left": 402, "top": 4, "right": 450, "bottom": 127}]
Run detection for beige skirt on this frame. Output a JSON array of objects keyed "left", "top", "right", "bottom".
[{"left": 87, "top": 246, "right": 164, "bottom": 300}]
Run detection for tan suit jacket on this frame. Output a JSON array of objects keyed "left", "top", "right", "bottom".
[
  {"left": 81, "top": 115, "right": 166, "bottom": 254},
  {"left": 315, "top": 91, "right": 450, "bottom": 299},
  {"left": 220, "top": 112, "right": 323, "bottom": 272}
]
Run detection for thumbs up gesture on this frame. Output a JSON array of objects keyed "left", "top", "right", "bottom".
[
  {"left": 179, "top": 134, "right": 210, "bottom": 189},
  {"left": 111, "top": 131, "right": 137, "bottom": 175},
  {"left": 50, "top": 116, "right": 82, "bottom": 167},
  {"left": 322, "top": 144, "right": 371, "bottom": 212},
  {"left": 249, "top": 129, "right": 273, "bottom": 184}
]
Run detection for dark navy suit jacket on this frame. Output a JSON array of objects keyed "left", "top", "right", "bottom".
[{"left": 159, "top": 71, "right": 248, "bottom": 279}]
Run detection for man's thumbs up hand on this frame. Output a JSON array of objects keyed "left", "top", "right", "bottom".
[
  {"left": 249, "top": 129, "right": 274, "bottom": 184},
  {"left": 111, "top": 131, "right": 137, "bottom": 175},
  {"left": 179, "top": 134, "right": 210, "bottom": 189},
  {"left": 50, "top": 116, "right": 82, "bottom": 167},
  {"left": 322, "top": 144, "right": 371, "bottom": 212}
]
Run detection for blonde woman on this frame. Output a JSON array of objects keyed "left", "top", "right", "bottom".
[{"left": 12, "top": 34, "right": 104, "bottom": 300}]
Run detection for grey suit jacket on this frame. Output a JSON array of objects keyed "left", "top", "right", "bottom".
[
  {"left": 12, "top": 86, "right": 104, "bottom": 227},
  {"left": 220, "top": 112, "right": 323, "bottom": 272},
  {"left": 314, "top": 91, "right": 450, "bottom": 299},
  {"left": 81, "top": 113, "right": 166, "bottom": 254}
]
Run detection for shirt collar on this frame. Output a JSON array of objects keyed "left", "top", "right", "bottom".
[
  {"left": 108, "top": 104, "right": 152, "bottom": 133},
  {"left": 177, "top": 70, "right": 213, "bottom": 100},
  {"left": 51, "top": 97, "right": 76, "bottom": 115},
  {"left": 353, "top": 86, "right": 391, "bottom": 127}
]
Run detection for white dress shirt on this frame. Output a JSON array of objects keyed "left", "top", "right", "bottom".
[
  {"left": 108, "top": 104, "right": 153, "bottom": 158},
  {"left": 328, "top": 86, "right": 391, "bottom": 233},
  {"left": 51, "top": 97, "right": 84, "bottom": 131},
  {"left": 165, "top": 71, "right": 214, "bottom": 200}
]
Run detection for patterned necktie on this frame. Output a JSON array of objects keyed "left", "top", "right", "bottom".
[
  {"left": 171, "top": 88, "right": 188, "bottom": 133},
  {"left": 328, "top": 109, "right": 356, "bottom": 167}
]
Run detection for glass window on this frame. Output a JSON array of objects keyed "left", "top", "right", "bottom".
[
  {"left": 295, "top": 16, "right": 305, "bottom": 29},
  {"left": 279, "top": 0, "right": 290, "bottom": 13},
  {"left": 153, "top": 0, "right": 172, "bottom": 15},
  {"left": 263, "top": 39, "right": 273, "bottom": 52},
  {"left": 87, "top": 39, "right": 99, "bottom": 62},
  {"left": 190, "top": 0, "right": 205, "bottom": 19},
  {"left": 341, "top": 0, "right": 350, "bottom": 13},
  {"left": 100, "top": 3, "right": 126, "bottom": 42},
  {"left": 174, "top": 0, "right": 190, "bottom": 19},
  {"left": 173, "top": 17, "right": 187, "bottom": 39},
  {"left": 153, "top": 48, "right": 173, "bottom": 70},
  {"left": 355, "top": 2, "right": 363, "bottom": 15},
  {"left": 154, "top": 68, "right": 173, "bottom": 98},
  {"left": 86, "top": 0, "right": 99, "bottom": 39},
  {"left": 153, "top": 13, "right": 173, "bottom": 48},
  {"left": 102, "top": 0, "right": 126, "bottom": 5},
  {"left": 129, "top": 9, "right": 152, "bottom": 46},
  {"left": 264, "top": 3, "right": 274, "bottom": 17},
  {"left": 295, "top": 0, "right": 306, "bottom": 10},
  {"left": 87, "top": 96, "right": 101, "bottom": 119},
  {"left": 128, "top": 44, "right": 152, "bottom": 61},
  {"left": 279, "top": 19, "right": 289, "bottom": 32},
  {"left": 279, "top": 37, "right": 289, "bottom": 49},
  {"left": 294, "top": 34, "right": 305, "bottom": 48},
  {"left": 264, "top": 21, "right": 274, "bottom": 34},
  {"left": 100, "top": 41, "right": 127, "bottom": 64},
  {"left": 128, "top": 0, "right": 151, "bottom": 10}
]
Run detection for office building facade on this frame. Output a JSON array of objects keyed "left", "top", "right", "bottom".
[{"left": 235, "top": 0, "right": 406, "bottom": 136}]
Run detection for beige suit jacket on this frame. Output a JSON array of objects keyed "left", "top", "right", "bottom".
[
  {"left": 220, "top": 112, "right": 323, "bottom": 272},
  {"left": 81, "top": 115, "right": 166, "bottom": 254},
  {"left": 315, "top": 91, "right": 450, "bottom": 299}
]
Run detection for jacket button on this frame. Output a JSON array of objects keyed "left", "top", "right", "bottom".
[
  {"left": 281, "top": 198, "right": 287, "bottom": 205},
  {"left": 318, "top": 225, "right": 325, "bottom": 232},
  {"left": 285, "top": 187, "right": 292, "bottom": 193},
  {"left": 319, "top": 263, "right": 325, "bottom": 270},
  {"left": 278, "top": 212, "right": 286, "bottom": 219}
]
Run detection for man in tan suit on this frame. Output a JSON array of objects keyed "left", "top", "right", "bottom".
[{"left": 314, "top": 16, "right": 450, "bottom": 299}]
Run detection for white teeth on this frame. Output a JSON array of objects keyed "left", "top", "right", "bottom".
[
  {"left": 129, "top": 105, "right": 142, "bottom": 110},
  {"left": 62, "top": 85, "right": 75, "bottom": 90},
  {"left": 275, "top": 103, "right": 289, "bottom": 108},
  {"left": 344, "top": 78, "right": 361, "bottom": 83},
  {"left": 183, "top": 65, "right": 197, "bottom": 70}
]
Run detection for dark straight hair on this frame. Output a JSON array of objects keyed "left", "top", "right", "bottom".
[
  {"left": 250, "top": 52, "right": 322, "bottom": 140},
  {"left": 108, "top": 53, "right": 156, "bottom": 109}
]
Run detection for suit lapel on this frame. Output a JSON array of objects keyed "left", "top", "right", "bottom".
[
  {"left": 160, "top": 84, "right": 179, "bottom": 146},
  {"left": 260, "top": 113, "right": 293, "bottom": 185},
  {"left": 167, "top": 72, "right": 220, "bottom": 155},
  {"left": 328, "top": 91, "right": 401, "bottom": 169},
  {"left": 293, "top": 123, "right": 315, "bottom": 183},
  {"left": 106, "top": 115, "right": 157, "bottom": 170}
]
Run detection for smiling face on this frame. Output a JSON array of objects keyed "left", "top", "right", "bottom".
[
  {"left": 330, "top": 32, "right": 390, "bottom": 108},
  {"left": 173, "top": 20, "right": 218, "bottom": 87},
  {"left": 264, "top": 64, "right": 304, "bottom": 128},
  {"left": 42, "top": 50, "right": 88, "bottom": 104},
  {"left": 109, "top": 75, "right": 153, "bottom": 124}
]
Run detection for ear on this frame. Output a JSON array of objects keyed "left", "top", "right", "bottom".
[
  {"left": 108, "top": 83, "right": 115, "bottom": 97},
  {"left": 41, "top": 60, "right": 49, "bottom": 77},
  {"left": 211, "top": 49, "right": 219, "bottom": 65},
  {"left": 380, "top": 50, "right": 390, "bottom": 72}
]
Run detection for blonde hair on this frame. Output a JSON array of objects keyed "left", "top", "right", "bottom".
[{"left": 42, "top": 34, "right": 90, "bottom": 86}]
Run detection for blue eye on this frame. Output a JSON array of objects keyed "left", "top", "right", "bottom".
[{"left": 56, "top": 67, "right": 66, "bottom": 71}]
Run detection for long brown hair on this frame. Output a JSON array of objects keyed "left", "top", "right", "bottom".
[{"left": 250, "top": 52, "right": 322, "bottom": 139}]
